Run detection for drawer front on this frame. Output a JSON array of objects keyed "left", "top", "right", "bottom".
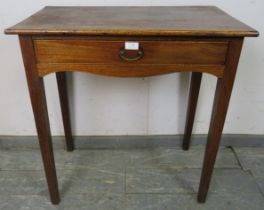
[{"left": 34, "top": 40, "right": 228, "bottom": 65}]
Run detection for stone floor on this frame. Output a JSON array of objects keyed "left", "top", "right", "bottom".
[{"left": 0, "top": 146, "right": 264, "bottom": 210}]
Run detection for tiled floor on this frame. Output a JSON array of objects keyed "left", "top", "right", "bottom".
[{"left": 0, "top": 146, "right": 264, "bottom": 210}]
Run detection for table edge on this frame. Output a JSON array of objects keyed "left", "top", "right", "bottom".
[{"left": 4, "top": 28, "right": 259, "bottom": 37}]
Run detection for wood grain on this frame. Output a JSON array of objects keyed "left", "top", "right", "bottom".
[
  {"left": 182, "top": 72, "right": 202, "bottom": 150},
  {"left": 56, "top": 72, "right": 74, "bottom": 151},
  {"left": 5, "top": 6, "right": 258, "bottom": 37},
  {"left": 34, "top": 40, "right": 228, "bottom": 65},
  {"left": 197, "top": 38, "right": 244, "bottom": 203},
  {"left": 37, "top": 63, "right": 225, "bottom": 78},
  {"left": 19, "top": 35, "right": 60, "bottom": 204}
]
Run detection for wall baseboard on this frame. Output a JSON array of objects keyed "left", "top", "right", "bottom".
[{"left": 0, "top": 134, "right": 263, "bottom": 149}]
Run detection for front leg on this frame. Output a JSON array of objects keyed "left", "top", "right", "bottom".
[
  {"left": 19, "top": 36, "right": 60, "bottom": 204},
  {"left": 197, "top": 39, "right": 244, "bottom": 202}
]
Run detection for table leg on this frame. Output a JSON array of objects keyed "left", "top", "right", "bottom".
[
  {"left": 197, "top": 39, "right": 244, "bottom": 203},
  {"left": 182, "top": 72, "right": 202, "bottom": 150},
  {"left": 56, "top": 72, "right": 74, "bottom": 151},
  {"left": 19, "top": 36, "right": 60, "bottom": 204}
]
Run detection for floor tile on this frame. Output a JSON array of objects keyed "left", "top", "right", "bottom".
[
  {"left": 0, "top": 194, "right": 125, "bottom": 210},
  {"left": 233, "top": 147, "right": 264, "bottom": 176},
  {"left": 126, "top": 168, "right": 260, "bottom": 194},
  {"left": 0, "top": 149, "right": 126, "bottom": 170},
  {"left": 0, "top": 168, "right": 124, "bottom": 196},
  {"left": 1, "top": 146, "right": 263, "bottom": 209},
  {"left": 234, "top": 147, "right": 264, "bottom": 194},
  {"left": 62, "top": 193, "right": 125, "bottom": 210},
  {"left": 0, "top": 170, "right": 47, "bottom": 196},
  {"left": 1, "top": 192, "right": 264, "bottom": 210},
  {"left": 58, "top": 169, "right": 124, "bottom": 196},
  {"left": 0, "top": 147, "right": 239, "bottom": 170},
  {"left": 125, "top": 147, "right": 239, "bottom": 168},
  {"left": 0, "top": 195, "right": 62, "bottom": 210},
  {"left": 0, "top": 150, "right": 43, "bottom": 170},
  {"left": 125, "top": 193, "right": 264, "bottom": 210}
]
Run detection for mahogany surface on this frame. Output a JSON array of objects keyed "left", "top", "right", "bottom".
[
  {"left": 34, "top": 40, "right": 228, "bottom": 65},
  {"left": 34, "top": 39, "right": 228, "bottom": 77},
  {"left": 5, "top": 6, "right": 258, "bottom": 37}
]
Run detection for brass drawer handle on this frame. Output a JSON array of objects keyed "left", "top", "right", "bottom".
[{"left": 119, "top": 47, "right": 144, "bottom": 62}]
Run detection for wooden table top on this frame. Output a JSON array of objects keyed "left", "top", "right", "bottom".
[{"left": 5, "top": 6, "right": 258, "bottom": 37}]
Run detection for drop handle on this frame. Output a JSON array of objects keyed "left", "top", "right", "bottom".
[{"left": 119, "top": 47, "right": 144, "bottom": 62}]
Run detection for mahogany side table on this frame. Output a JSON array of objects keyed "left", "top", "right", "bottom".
[{"left": 5, "top": 6, "right": 259, "bottom": 204}]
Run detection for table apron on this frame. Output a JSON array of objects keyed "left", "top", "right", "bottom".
[{"left": 36, "top": 63, "right": 224, "bottom": 77}]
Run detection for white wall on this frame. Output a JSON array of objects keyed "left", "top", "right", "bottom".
[{"left": 0, "top": 0, "right": 263, "bottom": 136}]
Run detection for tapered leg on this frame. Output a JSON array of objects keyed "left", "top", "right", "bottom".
[
  {"left": 56, "top": 72, "right": 74, "bottom": 151},
  {"left": 19, "top": 36, "right": 60, "bottom": 204},
  {"left": 182, "top": 72, "right": 202, "bottom": 150},
  {"left": 197, "top": 39, "right": 244, "bottom": 203}
]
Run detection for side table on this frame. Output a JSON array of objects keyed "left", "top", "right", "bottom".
[{"left": 5, "top": 6, "right": 259, "bottom": 204}]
